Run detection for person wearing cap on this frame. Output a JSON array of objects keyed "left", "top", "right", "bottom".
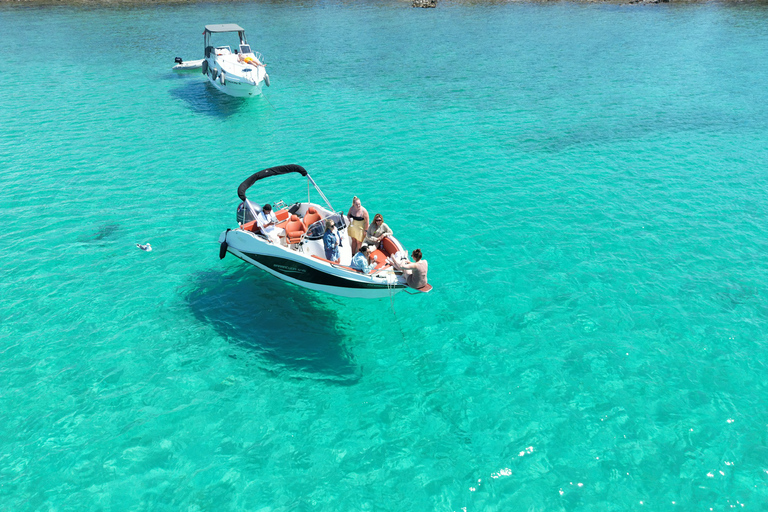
[
  {"left": 364, "top": 213, "right": 393, "bottom": 249},
  {"left": 350, "top": 244, "right": 377, "bottom": 274},
  {"left": 256, "top": 203, "right": 279, "bottom": 243},
  {"left": 323, "top": 218, "right": 342, "bottom": 263}
]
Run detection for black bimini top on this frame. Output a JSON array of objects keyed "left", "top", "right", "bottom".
[{"left": 237, "top": 164, "right": 308, "bottom": 201}]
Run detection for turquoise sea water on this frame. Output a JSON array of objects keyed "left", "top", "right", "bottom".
[{"left": 2, "top": 1, "right": 768, "bottom": 510}]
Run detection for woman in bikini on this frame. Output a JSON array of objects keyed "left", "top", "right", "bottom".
[{"left": 346, "top": 196, "right": 369, "bottom": 255}]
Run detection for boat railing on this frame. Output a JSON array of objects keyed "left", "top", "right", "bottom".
[{"left": 310, "top": 255, "right": 391, "bottom": 276}]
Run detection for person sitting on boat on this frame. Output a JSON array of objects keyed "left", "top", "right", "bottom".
[
  {"left": 238, "top": 53, "right": 263, "bottom": 67},
  {"left": 323, "top": 219, "right": 342, "bottom": 264},
  {"left": 391, "top": 249, "right": 428, "bottom": 289},
  {"left": 256, "top": 203, "right": 279, "bottom": 243},
  {"left": 351, "top": 244, "right": 377, "bottom": 274},
  {"left": 364, "top": 213, "right": 392, "bottom": 249},
  {"left": 346, "top": 196, "right": 369, "bottom": 255}
]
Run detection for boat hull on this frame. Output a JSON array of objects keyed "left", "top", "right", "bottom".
[
  {"left": 221, "top": 230, "right": 407, "bottom": 299},
  {"left": 204, "top": 53, "right": 267, "bottom": 98},
  {"left": 207, "top": 75, "right": 263, "bottom": 97}
]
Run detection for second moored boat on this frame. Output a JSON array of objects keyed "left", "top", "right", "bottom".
[{"left": 201, "top": 24, "right": 270, "bottom": 98}]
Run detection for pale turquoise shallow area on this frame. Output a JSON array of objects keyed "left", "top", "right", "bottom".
[{"left": 2, "top": 1, "right": 768, "bottom": 510}]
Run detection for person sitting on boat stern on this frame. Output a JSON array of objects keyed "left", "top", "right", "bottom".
[
  {"left": 256, "top": 203, "right": 279, "bottom": 243},
  {"left": 351, "top": 244, "right": 377, "bottom": 274},
  {"left": 364, "top": 213, "right": 392, "bottom": 249},
  {"left": 323, "top": 219, "right": 342, "bottom": 264},
  {"left": 392, "top": 249, "right": 428, "bottom": 289},
  {"left": 346, "top": 196, "right": 369, "bottom": 256}
]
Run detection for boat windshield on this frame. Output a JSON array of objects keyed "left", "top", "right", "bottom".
[
  {"left": 306, "top": 220, "right": 325, "bottom": 239},
  {"left": 326, "top": 212, "right": 347, "bottom": 230},
  {"left": 305, "top": 212, "right": 347, "bottom": 240},
  {"left": 239, "top": 44, "right": 252, "bottom": 54}
]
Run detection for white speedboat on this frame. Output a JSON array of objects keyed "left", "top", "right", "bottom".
[
  {"left": 202, "top": 24, "right": 270, "bottom": 98},
  {"left": 219, "top": 165, "right": 426, "bottom": 299}
]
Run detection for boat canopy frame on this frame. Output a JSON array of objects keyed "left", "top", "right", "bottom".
[
  {"left": 237, "top": 164, "right": 336, "bottom": 214},
  {"left": 204, "top": 24, "right": 248, "bottom": 50}
]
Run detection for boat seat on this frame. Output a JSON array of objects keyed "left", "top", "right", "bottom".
[
  {"left": 275, "top": 208, "right": 290, "bottom": 222},
  {"left": 380, "top": 237, "right": 399, "bottom": 257},
  {"left": 371, "top": 249, "right": 388, "bottom": 270},
  {"left": 241, "top": 220, "right": 259, "bottom": 233},
  {"left": 274, "top": 208, "right": 291, "bottom": 229},
  {"left": 285, "top": 214, "right": 306, "bottom": 244},
  {"left": 303, "top": 207, "right": 323, "bottom": 229}
]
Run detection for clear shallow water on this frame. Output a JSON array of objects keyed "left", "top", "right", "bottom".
[{"left": 2, "top": 1, "right": 768, "bottom": 510}]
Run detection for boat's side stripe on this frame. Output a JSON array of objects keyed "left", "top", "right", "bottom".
[{"left": 239, "top": 252, "right": 399, "bottom": 290}]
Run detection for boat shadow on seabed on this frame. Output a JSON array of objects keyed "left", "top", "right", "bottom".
[
  {"left": 186, "top": 270, "right": 362, "bottom": 385},
  {"left": 168, "top": 78, "right": 266, "bottom": 119}
]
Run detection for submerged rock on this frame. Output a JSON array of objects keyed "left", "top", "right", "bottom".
[{"left": 412, "top": 0, "right": 437, "bottom": 7}]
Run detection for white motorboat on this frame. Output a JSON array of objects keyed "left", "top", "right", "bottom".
[
  {"left": 219, "top": 165, "right": 430, "bottom": 299},
  {"left": 202, "top": 24, "right": 270, "bottom": 98}
]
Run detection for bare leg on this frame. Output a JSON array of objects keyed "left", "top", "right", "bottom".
[
  {"left": 389, "top": 257, "right": 410, "bottom": 273},
  {"left": 388, "top": 251, "right": 408, "bottom": 269}
]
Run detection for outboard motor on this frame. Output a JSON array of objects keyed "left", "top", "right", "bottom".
[
  {"left": 237, "top": 199, "right": 260, "bottom": 225},
  {"left": 174, "top": 57, "right": 183, "bottom": 64}
]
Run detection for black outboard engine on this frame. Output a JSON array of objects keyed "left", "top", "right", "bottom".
[
  {"left": 237, "top": 200, "right": 259, "bottom": 225},
  {"left": 174, "top": 57, "right": 183, "bottom": 64}
]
